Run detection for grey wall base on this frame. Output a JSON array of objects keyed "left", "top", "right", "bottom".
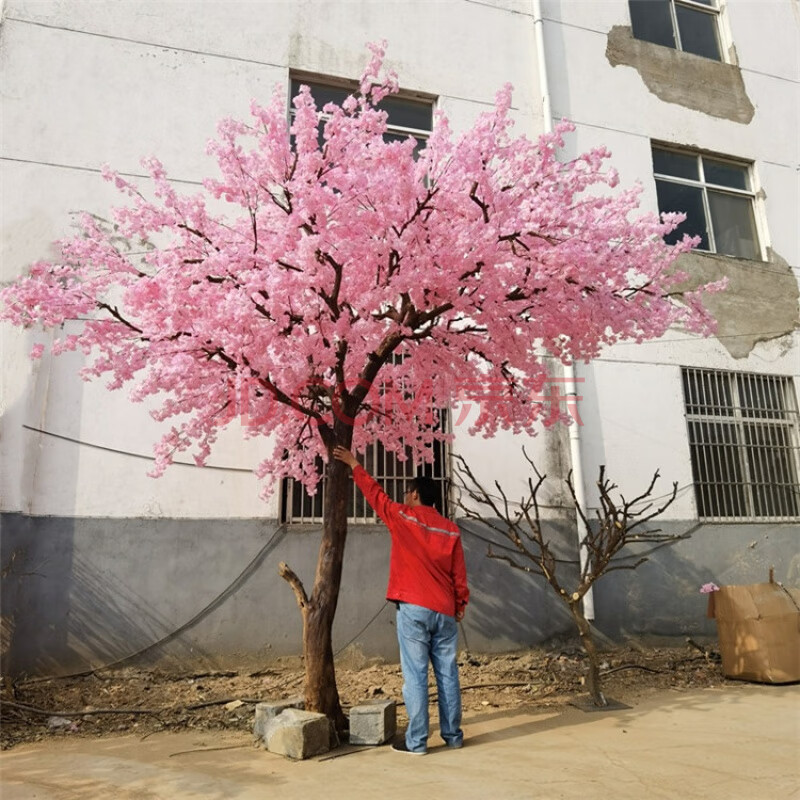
[{"left": 1, "top": 512, "right": 797, "bottom": 677}]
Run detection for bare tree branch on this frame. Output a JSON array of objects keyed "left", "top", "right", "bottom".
[{"left": 279, "top": 562, "right": 309, "bottom": 612}]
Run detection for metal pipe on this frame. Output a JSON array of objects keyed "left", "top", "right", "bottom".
[{"left": 532, "top": 0, "right": 594, "bottom": 619}]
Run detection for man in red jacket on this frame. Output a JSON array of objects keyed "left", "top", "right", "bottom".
[{"left": 333, "top": 445, "right": 469, "bottom": 755}]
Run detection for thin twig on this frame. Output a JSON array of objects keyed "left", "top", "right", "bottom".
[
  {"left": 184, "top": 697, "right": 263, "bottom": 711},
  {"left": 600, "top": 664, "right": 663, "bottom": 676},
  {"left": 3, "top": 701, "right": 162, "bottom": 717},
  {"left": 169, "top": 744, "right": 250, "bottom": 758}
]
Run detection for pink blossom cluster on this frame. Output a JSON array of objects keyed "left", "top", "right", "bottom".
[{"left": 1, "top": 42, "right": 721, "bottom": 497}]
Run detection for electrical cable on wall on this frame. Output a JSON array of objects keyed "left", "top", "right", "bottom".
[
  {"left": 20, "top": 524, "right": 290, "bottom": 682},
  {"left": 22, "top": 424, "right": 254, "bottom": 472},
  {"left": 333, "top": 602, "right": 390, "bottom": 657}
]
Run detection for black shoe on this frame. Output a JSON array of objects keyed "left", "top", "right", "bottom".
[{"left": 391, "top": 739, "right": 427, "bottom": 756}]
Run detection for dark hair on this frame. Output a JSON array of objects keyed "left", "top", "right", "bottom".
[{"left": 409, "top": 476, "right": 438, "bottom": 509}]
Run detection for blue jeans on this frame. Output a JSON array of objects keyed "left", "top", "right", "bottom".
[{"left": 396, "top": 603, "right": 463, "bottom": 753}]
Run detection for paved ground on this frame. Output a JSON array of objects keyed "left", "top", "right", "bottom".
[{"left": 2, "top": 683, "right": 798, "bottom": 800}]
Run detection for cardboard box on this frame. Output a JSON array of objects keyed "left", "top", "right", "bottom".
[{"left": 707, "top": 579, "right": 800, "bottom": 684}]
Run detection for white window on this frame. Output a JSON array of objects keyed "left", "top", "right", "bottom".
[
  {"left": 682, "top": 368, "right": 800, "bottom": 522},
  {"left": 289, "top": 78, "right": 433, "bottom": 155},
  {"left": 629, "top": 0, "right": 722, "bottom": 61},
  {"left": 652, "top": 145, "right": 761, "bottom": 260}
]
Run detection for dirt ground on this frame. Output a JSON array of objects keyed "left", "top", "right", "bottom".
[{"left": 1, "top": 640, "right": 724, "bottom": 750}]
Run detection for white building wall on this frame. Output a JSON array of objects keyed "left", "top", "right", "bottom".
[
  {"left": 2, "top": 0, "right": 798, "bottom": 674},
  {"left": 3, "top": 0, "right": 797, "bottom": 526},
  {"left": 539, "top": 0, "right": 799, "bottom": 522},
  {"left": 1, "top": 0, "right": 547, "bottom": 520}
]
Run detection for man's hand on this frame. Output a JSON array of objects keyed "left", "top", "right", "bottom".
[
  {"left": 455, "top": 607, "right": 466, "bottom": 622},
  {"left": 332, "top": 445, "right": 359, "bottom": 469}
]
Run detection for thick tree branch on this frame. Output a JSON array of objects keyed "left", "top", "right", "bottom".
[
  {"left": 469, "top": 182, "right": 490, "bottom": 223},
  {"left": 279, "top": 562, "right": 309, "bottom": 611},
  {"left": 318, "top": 251, "right": 344, "bottom": 319},
  {"left": 96, "top": 302, "right": 143, "bottom": 334},
  {"left": 178, "top": 223, "right": 219, "bottom": 252}
]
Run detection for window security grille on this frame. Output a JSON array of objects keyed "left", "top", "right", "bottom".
[
  {"left": 629, "top": 0, "right": 722, "bottom": 61},
  {"left": 682, "top": 368, "right": 800, "bottom": 521},
  {"left": 652, "top": 145, "right": 761, "bottom": 261},
  {"left": 281, "top": 419, "right": 451, "bottom": 524}
]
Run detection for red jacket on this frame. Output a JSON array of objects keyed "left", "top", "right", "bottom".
[{"left": 352, "top": 465, "right": 469, "bottom": 617}]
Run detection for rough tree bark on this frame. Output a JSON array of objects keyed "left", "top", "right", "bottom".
[
  {"left": 454, "top": 450, "right": 685, "bottom": 708},
  {"left": 278, "top": 418, "right": 355, "bottom": 732},
  {"left": 567, "top": 599, "right": 603, "bottom": 706}
]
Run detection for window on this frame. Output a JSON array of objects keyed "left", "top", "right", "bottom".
[
  {"left": 629, "top": 0, "right": 722, "bottom": 61},
  {"left": 682, "top": 368, "right": 800, "bottom": 521},
  {"left": 281, "top": 79, "right": 440, "bottom": 524},
  {"left": 281, "top": 417, "right": 451, "bottom": 524},
  {"left": 289, "top": 78, "right": 433, "bottom": 155},
  {"left": 652, "top": 145, "right": 761, "bottom": 260}
]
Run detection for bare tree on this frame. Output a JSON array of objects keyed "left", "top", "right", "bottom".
[{"left": 454, "top": 450, "right": 686, "bottom": 707}]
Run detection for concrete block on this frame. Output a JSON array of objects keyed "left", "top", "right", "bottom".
[
  {"left": 349, "top": 699, "right": 397, "bottom": 745},
  {"left": 256, "top": 708, "right": 331, "bottom": 760},
  {"left": 253, "top": 697, "right": 304, "bottom": 741}
]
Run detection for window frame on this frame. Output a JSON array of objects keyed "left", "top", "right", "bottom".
[
  {"left": 289, "top": 74, "right": 435, "bottom": 153},
  {"left": 629, "top": 0, "right": 725, "bottom": 62},
  {"left": 682, "top": 368, "right": 800, "bottom": 522},
  {"left": 280, "top": 77, "right": 443, "bottom": 525},
  {"left": 652, "top": 144, "right": 763, "bottom": 261}
]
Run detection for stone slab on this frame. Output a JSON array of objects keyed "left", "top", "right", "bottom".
[
  {"left": 253, "top": 697, "right": 304, "bottom": 741},
  {"left": 349, "top": 699, "right": 397, "bottom": 745},
  {"left": 256, "top": 707, "right": 331, "bottom": 760}
]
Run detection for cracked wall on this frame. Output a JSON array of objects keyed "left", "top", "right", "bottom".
[{"left": 606, "top": 25, "right": 754, "bottom": 123}]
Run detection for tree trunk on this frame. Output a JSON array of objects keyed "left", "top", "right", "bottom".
[
  {"left": 299, "top": 421, "right": 353, "bottom": 733},
  {"left": 568, "top": 600, "right": 607, "bottom": 708},
  {"left": 303, "top": 600, "right": 347, "bottom": 733}
]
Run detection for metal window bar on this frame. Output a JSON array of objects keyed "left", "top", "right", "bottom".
[
  {"left": 682, "top": 368, "right": 800, "bottom": 521},
  {"left": 730, "top": 372, "right": 756, "bottom": 517},
  {"left": 282, "top": 428, "right": 451, "bottom": 524},
  {"left": 283, "top": 350, "right": 450, "bottom": 523}
]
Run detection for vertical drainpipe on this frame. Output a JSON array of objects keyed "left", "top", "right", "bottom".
[{"left": 532, "top": 0, "right": 595, "bottom": 620}]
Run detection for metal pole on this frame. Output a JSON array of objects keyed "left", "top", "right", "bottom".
[{"left": 532, "top": 0, "right": 594, "bottom": 619}]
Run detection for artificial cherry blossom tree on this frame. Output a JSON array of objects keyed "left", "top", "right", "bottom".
[{"left": 1, "top": 43, "right": 719, "bottom": 729}]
